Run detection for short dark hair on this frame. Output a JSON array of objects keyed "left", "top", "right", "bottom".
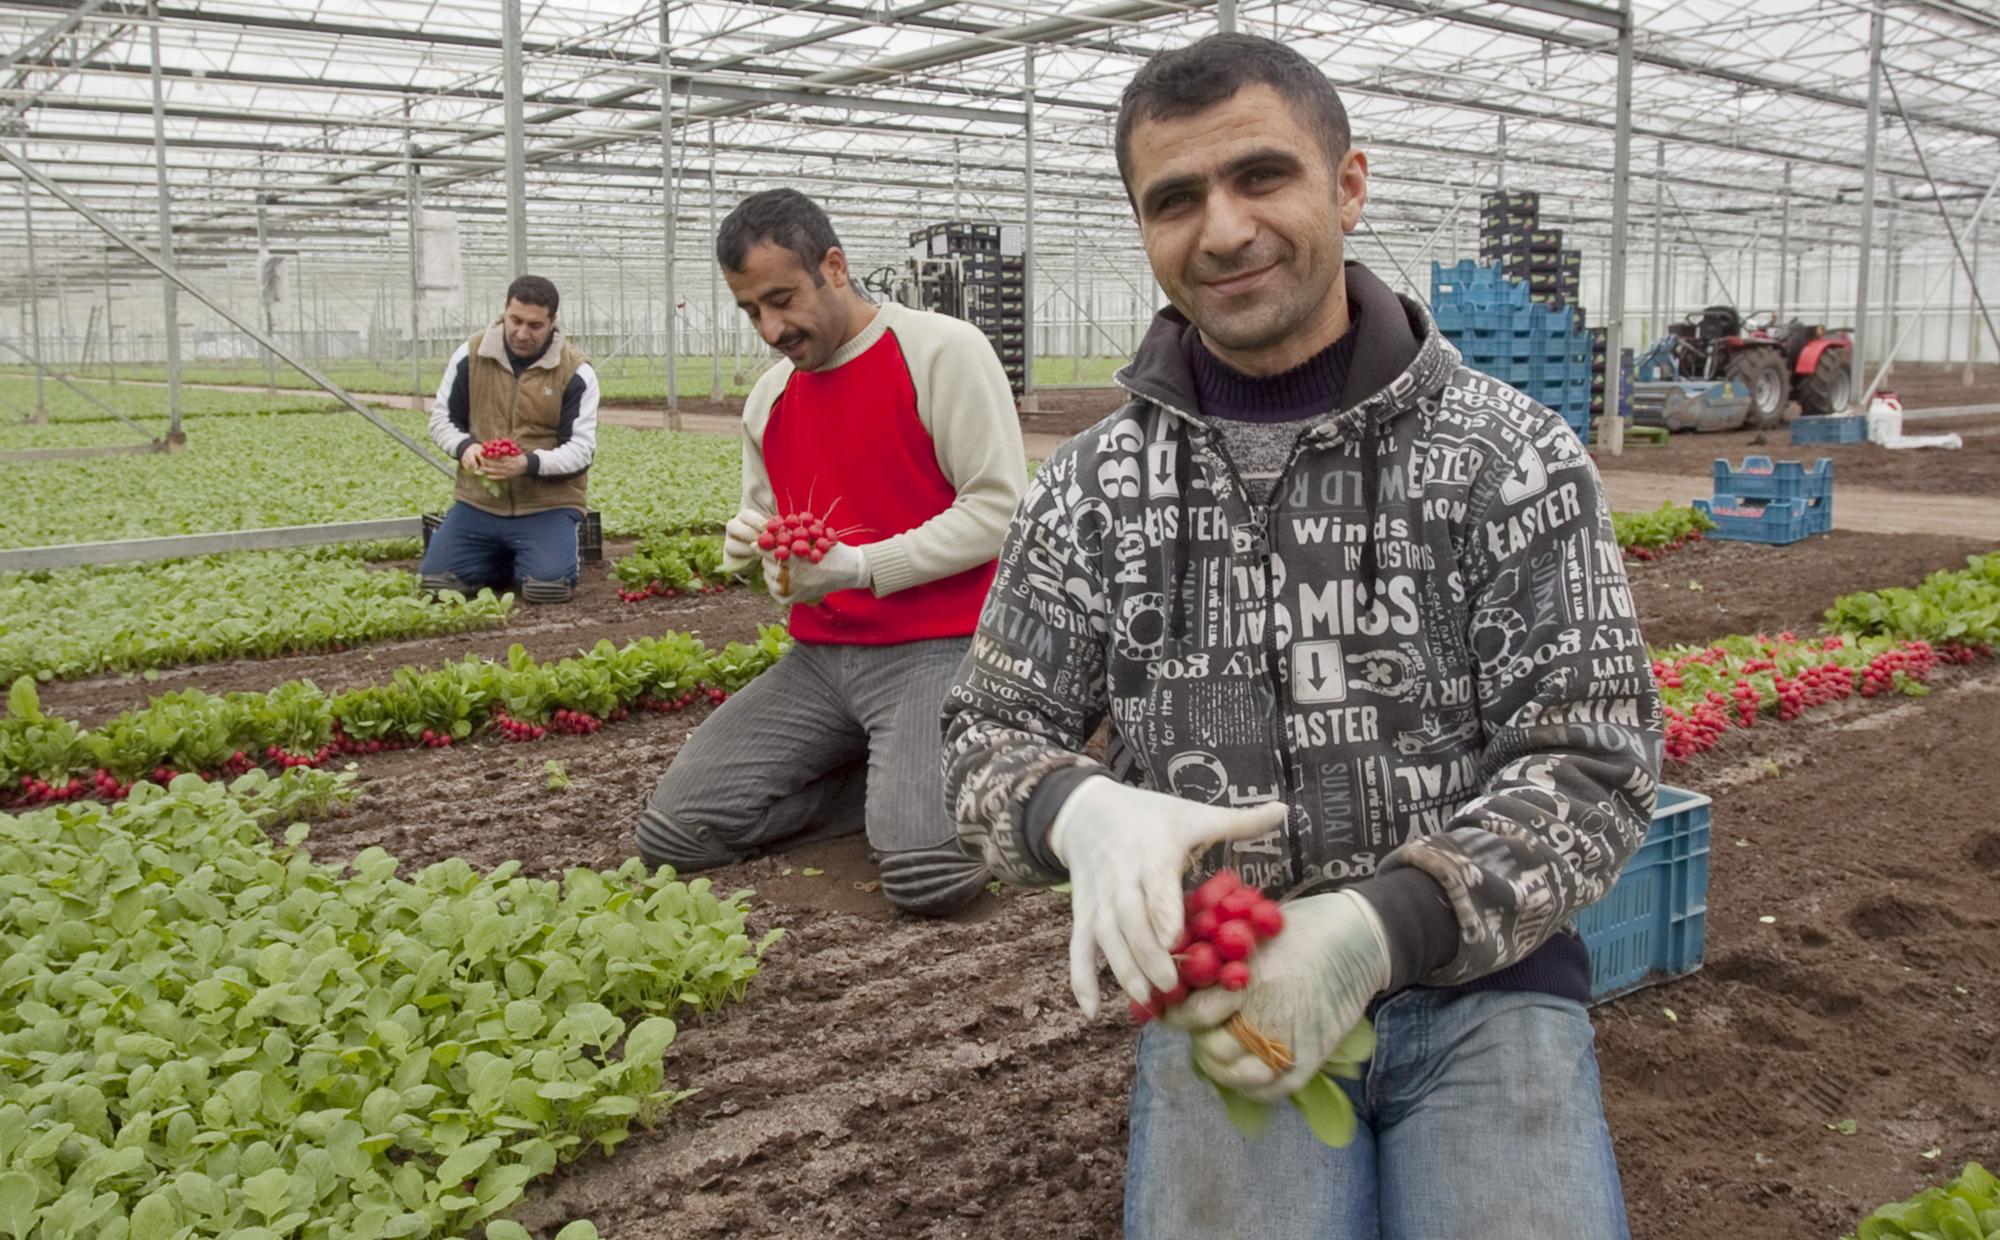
[
  {"left": 1114, "top": 34, "right": 1352, "bottom": 203},
  {"left": 715, "top": 188, "right": 842, "bottom": 285},
  {"left": 506, "top": 274, "right": 560, "bottom": 317}
]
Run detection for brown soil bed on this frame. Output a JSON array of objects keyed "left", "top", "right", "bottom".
[{"left": 32, "top": 494, "right": 2000, "bottom": 1237}]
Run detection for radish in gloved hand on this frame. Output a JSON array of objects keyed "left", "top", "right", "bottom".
[
  {"left": 765, "top": 539, "right": 869, "bottom": 607},
  {"left": 1046, "top": 776, "right": 1289, "bottom": 1017},
  {"left": 1166, "top": 888, "right": 1390, "bottom": 1105}
]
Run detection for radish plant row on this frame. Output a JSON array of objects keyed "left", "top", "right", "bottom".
[
  {"left": 0, "top": 625, "right": 791, "bottom": 806},
  {"left": 1611, "top": 502, "right": 1716, "bottom": 560},
  {"left": 608, "top": 531, "right": 747, "bottom": 601},
  {"left": 0, "top": 549, "right": 512, "bottom": 684},
  {"left": 0, "top": 769, "right": 774, "bottom": 1240},
  {"left": 1844, "top": 1162, "right": 2000, "bottom": 1240}
]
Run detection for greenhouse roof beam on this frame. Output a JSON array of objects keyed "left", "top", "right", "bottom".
[{"left": 0, "top": 0, "right": 112, "bottom": 75}]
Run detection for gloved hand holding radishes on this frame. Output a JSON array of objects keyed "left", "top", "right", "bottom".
[
  {"left": 1047, "top": 777, "right": 1290, "bottom": 1021},
  {"left": 1165, "top": 888, "right": 1388, "bottom": 1101},
  {"left": 763, "top": 538, "right": 869, "bottom": 606}
]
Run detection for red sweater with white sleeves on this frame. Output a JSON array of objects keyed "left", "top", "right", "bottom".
[{"left": 740, "top": 301, "right": 1027, "bottom": 645}]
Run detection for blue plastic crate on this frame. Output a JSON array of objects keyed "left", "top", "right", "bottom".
[
  {"left": 1712, "top": 456, "right": 1833, "bottom": 503},
  {"left": 1580, "top": 785, "right": 1710, "bottom": 1003},
  {"left": 1789, "top": 414, "right": 1867, "bottom": 445},
  {"left": 1692, "top": 495, "right": 1822, "bottom": 545},
  {"left": 1431, "top": 303, "right": 1464, "bottom": 333}
]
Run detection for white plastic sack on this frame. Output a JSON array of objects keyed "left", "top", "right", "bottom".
[{"left": 1867, "top": 393, "right": 1962, "bottom": 450}]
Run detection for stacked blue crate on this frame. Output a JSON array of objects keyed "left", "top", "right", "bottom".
[
  {"left": 1703, "top": 456, "right": 1834, "bottom": 542},
  {"left": 1431, "top": 261, "right": 1592, "bottom": 438}
]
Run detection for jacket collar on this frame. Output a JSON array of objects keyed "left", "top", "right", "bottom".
[
  {"left": 1114, "top": 261, "right": 1450, "bottom": 442},
  {"left": 478, "top": 321, "right": 567, "bottom": 370}
]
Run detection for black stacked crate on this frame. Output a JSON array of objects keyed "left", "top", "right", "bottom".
[{"left": 910, "top": 221, "right": 1026, "bottom": 397}]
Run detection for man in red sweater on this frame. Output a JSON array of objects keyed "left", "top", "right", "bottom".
[{"left": 634, "top": 189, "right": 1027, "bottom": 916}]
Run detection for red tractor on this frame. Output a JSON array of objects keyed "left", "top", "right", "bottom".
[{"left": 1632, "top": 305, "right": 1854, "bottom": 432}]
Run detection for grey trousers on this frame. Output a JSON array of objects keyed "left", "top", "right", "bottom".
[{"left": 635, "top": 636, "right": 989, "bottom": 916}]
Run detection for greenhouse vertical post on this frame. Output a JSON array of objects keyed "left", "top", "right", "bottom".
[
  {"left": 659, "top": 1, "right": 679, "bottom": 429},
  {"left": 1649, "top": 142, "right": 1664, "bottom": 342},
  {"left": 406, "top": 109, "right": 423, "bottom": 402},
  {"left": 1602, "top": 0, "right": 1632, "bottom": 456},
  {"left": 1777, "top": 162, "right": 1791, "bottom": 320},
  {"left": 102, "top": 251, "right": 116, "bottom": 383},
  {"left": 1022, "top": 48, "right": 1036, "bottom": 413},
  {"left": 709, "top": 119, "right": 721, "bottom": 401},
  {"left": 1218, "top": 0, "right": 1236, "bottom": 33},
  {"left": 148, "top": 1, "right": 181, "bottom": 442},
  {"left": 1969, "top": 224, "right": 1983, "bottom": 384},
  {"left": 20, "top": 173, "right": 47, "bottom": 422},
  {"left": 255, "top": 199, "right": 275, "bottom": 391},
  {"left": 502, "top": 0, "right": 528, "bottom": 277},
  {"left": 1854, "top": 7, "right": 1883, "bottom": 374}
]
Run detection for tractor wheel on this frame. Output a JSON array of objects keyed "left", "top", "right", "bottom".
[
  {"left": 1794, "top": 347, "right": 1854, "bottom": 417},
  {"left": 1727, "top": 348, "right": 1792, "bottom": 428}
]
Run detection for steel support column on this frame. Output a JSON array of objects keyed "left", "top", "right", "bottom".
[
  {"left": 255, "top": 197, "right": 276, "bottom": 392},
  {"left": 1021, "top": 48, "right": 1036, "bottom": 413},
  {"left": 1968, "top": 220, "right": 1984, "bottom": 380},
  {"left": 1218, "top": 0, "right": 1236, "bottom": 32},
  {"left": 1650, "top": 142, "right": 1664, "bottom": 342},
  {"left": 1602, "top": 1, "right": 1633, "bottom": 455},
  {"left": 501, "top": 0, "right": 529, "bottom": 276},
  {"left": 708, "top": 119, "right": 721, "bottom": 401},
  {"left": 659, "top": 1, "right": 678, "bottom": 429},
  {"left": 20, "top": 171, "right": 47, "bottom": 422},
  {"left": 1777, "top": 162, "right": 1791, "bottom": 321},
  {"left": 148, "top": 1, "right": 180, "bottom": 440},
  {"left": 406, "top": 130, "right": 423, "bottom": 402},
  {"left": 1854, "top": 8, "right": 1884, "bottom": 373}
]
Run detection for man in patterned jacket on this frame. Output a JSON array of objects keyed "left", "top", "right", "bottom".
[
  {"left": 943, "top": 34, "right": 1660, "bottom": 1238},
  {"left": 635, "top": 189, "right": 1026, "bottom": 917}
]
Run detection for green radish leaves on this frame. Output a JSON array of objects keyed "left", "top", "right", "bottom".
[
  {"left": 0, "top": 772, "right": 774, "bottom": 1239},
  {"left": 1195, "top": 1017, "right": 1375, "bottom": 1149}
]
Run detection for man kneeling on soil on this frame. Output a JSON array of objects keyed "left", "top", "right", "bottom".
[
  {"left": 633, "top": 188, "right": 1026, "bottom": 917},
  {"left": 944, "top": 34, "right": 1662, "bottom": 1236},
  {"left": 420, "top": 274, "right": 599, "bottom": 604}
]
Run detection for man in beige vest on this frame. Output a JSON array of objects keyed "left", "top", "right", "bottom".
[{"left": 420, "top": 275, "right": 599, "bottom": 604}]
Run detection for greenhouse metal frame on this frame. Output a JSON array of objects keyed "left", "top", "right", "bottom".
[{"left": 0, "top": 0, "right": 1994, "bottom": 445}]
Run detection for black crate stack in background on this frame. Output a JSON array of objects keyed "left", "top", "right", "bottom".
[
  {"left": 910, "top": 221, "right": 1026, "bottom": 398},
  {"left": 1479, "top": 191, "right": 1607, "bottom": 428}
]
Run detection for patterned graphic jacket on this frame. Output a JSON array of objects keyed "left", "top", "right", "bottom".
[{"left": 944, "top": 263, "right": 1664, "bottom": 993}]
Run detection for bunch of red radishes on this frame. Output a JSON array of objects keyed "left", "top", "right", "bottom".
[
  {"left": 617, "top": 580, "right": 726, "bottom": 603},
  {"left": 1129, "top": 868, "right": 1286, "bottom": 1024},
  {"left": 477, "top": 439, "right": 522, "bottom": 496},
  {"left": 13, "top": 774, "right": 86, "bottom": 805},
  {"left": 266, "top": 743, "right": 337, "bottom": 769},
  {"left": 549, "top": 708, "right": 602, "bottom": 735},
  {"left": 1860, "top": 641, "right": 1938, "bottom": 696},
  {"left": 758, "top": 511, "right": 836, "bottom": 565}
]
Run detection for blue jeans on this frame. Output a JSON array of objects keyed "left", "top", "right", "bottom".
[
  {"left": 1125, "top": 987, "right": 1630, "bottom": 1240},
  {"left": 418, "top": 502, "right": 581, "bottom": 591}
]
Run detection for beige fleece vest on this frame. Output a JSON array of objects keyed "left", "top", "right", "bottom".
[{"left": 453, "top": 324, "right": 590, "bottom": 515}]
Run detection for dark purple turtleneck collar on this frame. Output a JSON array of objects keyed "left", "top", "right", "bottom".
[{"left": 1182, "top": 323, "right": 1359, "bottom": 424}]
